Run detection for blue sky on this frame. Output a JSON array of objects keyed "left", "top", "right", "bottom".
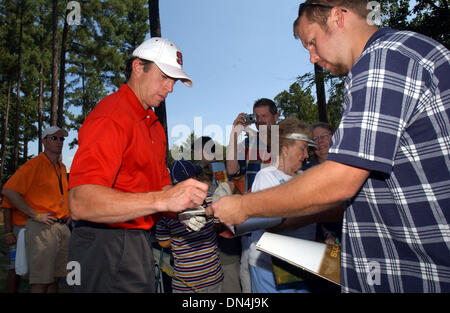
[{"left": 60, "top": 0, "right": 315, "bottom": 169}]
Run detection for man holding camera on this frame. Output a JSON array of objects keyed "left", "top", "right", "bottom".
[
  {"left": 226, "top": 98, "right": 279, "bottom": 192},
  {"left": 225, "top": 98, "right": 279, "bottom": 293}
]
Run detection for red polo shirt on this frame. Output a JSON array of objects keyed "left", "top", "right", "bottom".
[{"left": 69, "top": 84, "right": 171, "bottom": 229}]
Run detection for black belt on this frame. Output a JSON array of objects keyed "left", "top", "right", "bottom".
[
  {"left": 73, "top": 220, "right": 114, "bottom": 229},
  {"left": 55, "top": 218, "right": 69, "bottom": 224}
]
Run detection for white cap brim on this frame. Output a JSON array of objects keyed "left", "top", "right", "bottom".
[{"left": 155, "top": 61, "right": 193, "bottom": 87}]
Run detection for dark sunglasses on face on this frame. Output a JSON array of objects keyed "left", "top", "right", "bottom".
[
  {"left": 47, "top": 135, "right": 65, "bottom": 142},
  {"left": 298, "top": 2, "right": 347, "bottom": 17}
]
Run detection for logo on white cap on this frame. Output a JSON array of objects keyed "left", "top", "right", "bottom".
[
  {"left": 176, "top": 51, "right": 183, "bottom": 66},
  {"left": 132, "top": 37, "right": 192, "bottom": 87}
]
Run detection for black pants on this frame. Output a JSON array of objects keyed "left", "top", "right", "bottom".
[{"left": 69, "top": 224, "right": 155, "bottom": 293}]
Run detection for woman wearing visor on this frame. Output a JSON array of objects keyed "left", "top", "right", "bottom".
[{"left": 247, "top": 117, "right": 318, "bottom": 293}]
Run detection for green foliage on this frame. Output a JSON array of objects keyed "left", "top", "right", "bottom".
[
  {"left": 0, "top": 0, "right": 151, "bottom": 181},
  {"left": 275, "top": 82, "right": 316, "bottom": 122},
  {"left": 65, "top": 0, "right": 150, "bottom": 148},
  {"left": 379, "top": 0, "right": 449, "bottom": 48},
  {"left": 274, "top": 73, "right": 343, "bottom": 130},
  {"left": 0, "top": 0, "right": 46, "bottom": 180}
]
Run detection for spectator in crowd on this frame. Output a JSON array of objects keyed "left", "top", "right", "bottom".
[
  {"left": 248, "top": 117, "right": 318, "bottom": 293},
  {"left": 305, "top": 122, "right": 343, "bottom": 245},
  {"left": 305, "top": 122, "right": 334, "bottom": 167},
  {"left": 156, "top": 159, "right": 224, "bottom": 293},
  {"left": 192, "top": 136, "right": 242, "bottom": 293},
  {"left": 192, "top": 136, "right": 228, "bottom": 188},
  {"left": 226, "top": 98, "right": 279, "bottom": 194},
  {"left": 1, "top": 126, "right": 71, "bottom": 293},
  {"left": 191, "top": 136, "right": 242, "bottom": 293},
  {"left": 226, "top": 98, "right": 279, "bottom": 292}
]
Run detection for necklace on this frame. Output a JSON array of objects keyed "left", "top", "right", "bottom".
[
  {"left": 54, "top": 162, "right": 66, "bottom": 207},
  {"left": 53, "top": 162, "right": 64, "bottom": 196},
  {"left": 45, "top": 153, "right": 65, "bottom": 204}
]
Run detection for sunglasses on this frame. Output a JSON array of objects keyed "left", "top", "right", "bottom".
[
  {"left": 298, "top": 2, "right": 347, "bottom": 16},
  {"left": 47, "top": 135, "right": 65, "bottom": 142}
]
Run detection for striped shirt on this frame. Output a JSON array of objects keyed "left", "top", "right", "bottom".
[
  {"left": 328, "top": 28, "right": 450, "bottom": 292},
  {"left": 156, "top": 194, "right": 223, "bottom": 291}
]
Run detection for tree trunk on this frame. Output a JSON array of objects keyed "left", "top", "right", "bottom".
[
  {"left": 38, "top": 62, "right": 44, "bottom": 153},
  {"left": 13, "top": 5, "right": 24, "bottom": 172},
  {"left": 0, "top": 81, "right": 12, "bottom": 185},
  {"left": 82, "top": 64, "right": 87, "bottom": 119},
  {"left": 148, "top": 0, "right": 161, "bottom": 36},
  {"left": 314, "top": 64, "right": 328, "bottom": 123},
  {"left": 50, "top": 0, "right": 59, "bottom": 126},
  {"left": 23, "top": 134, "right": 28, "bottom": 161},
  {"left": 57, "top": 10, "right": 69, "bottom": 128},
  {"left": 148, "top": 0, "right": 169, "bottom": 163}
]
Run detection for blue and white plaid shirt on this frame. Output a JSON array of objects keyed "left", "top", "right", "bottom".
[{"left": 328, "top": 28, "right": 450, "bottom": 292}]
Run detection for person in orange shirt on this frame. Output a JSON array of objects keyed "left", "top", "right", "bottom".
[{"left": 1, "top": 126, "right": 70, "bottom": 293}]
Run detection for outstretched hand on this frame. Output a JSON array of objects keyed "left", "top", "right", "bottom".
[{"left": 207, "top": 195, "right": 248, "bottom": 227}]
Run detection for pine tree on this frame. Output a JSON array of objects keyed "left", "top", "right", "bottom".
[
  {"left": 65, "top": 0, "right": 150, "bottom": 149},
  {"left": 379, "top": 0, "right": 449, "bottom": 48}
]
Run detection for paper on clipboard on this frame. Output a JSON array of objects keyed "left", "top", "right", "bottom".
[{"left": 256, "top": 232, "right": 340, "bottom": 285}]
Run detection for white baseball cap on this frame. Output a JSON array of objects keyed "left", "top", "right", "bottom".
[
  {"left": 132, "top": 37, "right": 193, "bottom": 87},
  {"left": 42, "top": 126, "right": 68, "bottom": 139}
]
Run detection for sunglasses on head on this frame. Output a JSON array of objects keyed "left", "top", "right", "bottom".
[
  {"left": 298, "top": 2, "right": 347, "bottom": 16},
  {"left": 47, "top": 135, "right": 65, "bottom": 142}
]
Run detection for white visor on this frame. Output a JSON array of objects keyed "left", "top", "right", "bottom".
[{"left": 284, "top": 133, "right": 318, "bottom": 147}]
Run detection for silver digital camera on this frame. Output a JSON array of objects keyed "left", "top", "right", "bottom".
[{"left": 244, "top": 113, "right": 258, "bottom": 125}]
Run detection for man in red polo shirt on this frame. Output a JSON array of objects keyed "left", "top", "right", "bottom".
[{"left": 68, "top": 37, "right": 208, "bottom": 292}]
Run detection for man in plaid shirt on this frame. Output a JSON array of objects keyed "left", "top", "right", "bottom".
[{"left": 210, "top": 0, "right": 449, "bottom": 293}]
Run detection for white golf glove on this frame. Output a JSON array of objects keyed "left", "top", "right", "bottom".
[
  {"left": 178, "top": 207, "right": 210, "bottom": 232},
  {"left": 179, "top": 182, "right": 233, "bottom": 232}
]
